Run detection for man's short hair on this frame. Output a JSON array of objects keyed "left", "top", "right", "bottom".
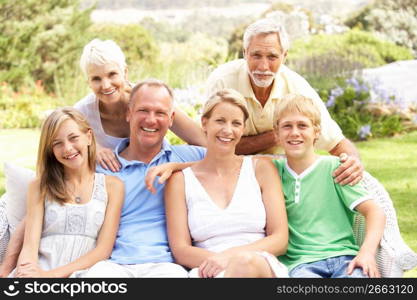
[
  {"left": 80, "top": 39, "right": 127, "bottom": 77},
  {"left": 243, "top": 18, "right": 290, "bottom": 53},
  {"left": 129, "top": 78, "right": 174, "bottom": 109}
]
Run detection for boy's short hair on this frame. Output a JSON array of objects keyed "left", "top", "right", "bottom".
[{"left": 273, "top": 94, "right": 321, "bottom": 132}]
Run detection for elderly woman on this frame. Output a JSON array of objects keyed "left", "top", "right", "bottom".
[{"left": 74, "top": 39, "right": 206, "bottom": 171}]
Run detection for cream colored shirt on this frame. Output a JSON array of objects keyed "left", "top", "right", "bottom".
[{"left": 206, "top": 59, "right": 344, "bottom": 154}]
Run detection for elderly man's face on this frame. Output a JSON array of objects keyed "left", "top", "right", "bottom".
[
  {"left": 244, "top": 33, "right": 287, "bottom": 88},
  {"left": 127, "top": 85, "right": 174, "bottom": 151}
]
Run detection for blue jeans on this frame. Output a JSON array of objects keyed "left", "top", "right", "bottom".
[{"left": 289, "top": 255, "right": 368, "bottom": 278}]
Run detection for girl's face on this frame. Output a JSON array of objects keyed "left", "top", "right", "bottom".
[
  {"left": 87, "top": 61, "right": 127, "bottom": 104},
  {"left": 202, "top": 102, "right": 245, "bottom": 152},
  {"left": 51, "top": 119, "right": 92, "bottom": 170}
]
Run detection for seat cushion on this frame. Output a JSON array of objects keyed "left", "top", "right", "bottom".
[{"left": 4, "top": 162, "right": 35, "bottom": 233}]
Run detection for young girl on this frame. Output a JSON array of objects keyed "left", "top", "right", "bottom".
[
  {"left": 12, "top": 107, "right": 124, "bottom": 277},
  {"left": 157, "top": 89, "right": 288, "bottom": 278}
]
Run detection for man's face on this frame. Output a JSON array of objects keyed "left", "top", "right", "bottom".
[
  {"left": 244, "top": 33, "right": 287, "bottom": 88},
  {"left": 127, "top": 85, "right": 174, "bottom": 151}
]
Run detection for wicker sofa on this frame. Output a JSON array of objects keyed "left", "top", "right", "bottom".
[{"left": 0, "top": 164, "right": 416, "bottom": 277}]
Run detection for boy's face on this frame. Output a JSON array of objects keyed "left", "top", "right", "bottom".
[{"left": 276, "top": 112, "right": 320, "bottom": 159}]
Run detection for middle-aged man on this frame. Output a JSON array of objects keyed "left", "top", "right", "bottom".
[
  {"left": 80, "top": 79, "right": 206, "bottom": 277},
  {"left": 206, "top": 18, "right": 363, "bottom": 186}
]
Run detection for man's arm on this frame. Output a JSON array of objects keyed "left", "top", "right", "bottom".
[
  {"left": 235, "top": 130, "right": 279, "bottom": 155},
  {"left": 329, "top": 138, "right": 364, "bottom": 185}
]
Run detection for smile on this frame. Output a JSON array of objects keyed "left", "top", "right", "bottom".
[
  {"left": 217, "top": 136, "right": 233, "bottom": 142},
  {"left": 102, "top": 89, "right": 116, "bottom": 95},
  {"left": 288, "top": 140, "right": 303, "bottom": 145},
  {"left": 64, "top": 152, "right": 79, "bottom": 160},
  {"left": 142, "top": 127, "right": 158, "bottom": 132}
]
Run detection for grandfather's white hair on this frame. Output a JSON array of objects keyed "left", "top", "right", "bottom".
[
  {"left": 79, "top": 39, "right": 126, "bottom": 77},
  {"left": 243, "top": 18, "right": 290, "bottom": 53}
]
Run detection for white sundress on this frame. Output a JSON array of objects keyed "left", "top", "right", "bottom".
[
  {"left": 38, "top": 173, "right": 108, "bottom": 275},
  {"left": 183, "top": 156, "right": 288, "bottom": 277}
]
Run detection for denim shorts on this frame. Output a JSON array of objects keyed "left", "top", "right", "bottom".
[{"left": 289, "top": 255, "right": 368, "bottom": 278}]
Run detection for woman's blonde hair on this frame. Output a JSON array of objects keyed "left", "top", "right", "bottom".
[
  {"left": 273, "top": 94, "right": 321, "bottom": 133},
  {"left": 202, "top": 88, "right": 249, "bottom": 122},
  {"left": 37, "top": 107, "right": 96, "bottom": 204}
]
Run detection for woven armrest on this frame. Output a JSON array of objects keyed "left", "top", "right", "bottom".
[
  {"left": 353, "top": 172, "right": 417, "bottom": 277},
  {"left": 0, "top": 193, "right": 10, "bottom": 263}
]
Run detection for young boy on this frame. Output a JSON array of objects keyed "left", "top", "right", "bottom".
[{"left": 273, "top": 94, "right": 385, "bottom": 278}]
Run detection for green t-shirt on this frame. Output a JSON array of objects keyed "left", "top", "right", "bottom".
[{"left": 274, "top": 156, "right": 372, "bottom": 271}]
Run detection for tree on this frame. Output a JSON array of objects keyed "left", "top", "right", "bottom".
[
  {"left": 0, "top": 0, "right": 93, "bottom": 92},
  {"left": 345, "top": 0, "right": 417, "bottom": 55}
]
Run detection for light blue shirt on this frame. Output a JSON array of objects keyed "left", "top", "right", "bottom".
[{"left": 97, "top": 138, "right": 206, "bottom": 264}]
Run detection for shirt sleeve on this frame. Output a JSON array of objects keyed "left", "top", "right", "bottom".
[
  {"left": 336, "top": 181, "right": 373, "bottom": 212},
  {"left": 205, "top": 69, "right": 227, "bottom": 98}
]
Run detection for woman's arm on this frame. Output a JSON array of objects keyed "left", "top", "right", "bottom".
[
  {"left": 15, "top": 179, "right": 44, "bottom": 275},
  {"left": 45, "top": 175, "right": 124, "bottom": 278},
  {"left": 347, "top": 200, "right": 385, "bottom": 278},
  {"left": 223, "top": 158, "right": 288, "bottom": 257},
  {"left": 165, "top": 172, "right": 215, "bottom": 269},
  {"left": 171, "top": 108, "right": 207, "bottom": 147}
]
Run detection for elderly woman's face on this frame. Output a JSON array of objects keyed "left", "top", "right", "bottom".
[{"left": 87, "top": 62, "right": 126, "bottom": 103}]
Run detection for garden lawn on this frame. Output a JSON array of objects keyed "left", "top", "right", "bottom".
[{"left": 0, "top": 129, "right": 416, "bottom": 277}]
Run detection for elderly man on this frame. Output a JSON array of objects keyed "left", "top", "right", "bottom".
[{"left": 206, "top": 18, "right": 362, "bottom": 185}]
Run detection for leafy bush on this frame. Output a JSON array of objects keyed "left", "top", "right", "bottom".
[
  {"left": 0, "top": 0, "right": 93, "bottom": 93},
  {"left": 323, "top": 78, "right": 411, "bottom": 141},
  {"left": 286, "top": 30, "right": 413, "bottom": 92},
  {"left": 345, "top": 0, "right": 417, "bottom": 54},
  {"left": 0, "top": 82, "right": 61, "bottom": 129},
  {"left": 88, "top": 23, "right": 159, "bottom": 66},
  {"left": 288, "top": 30, "right": 413, "bottom": 69}
]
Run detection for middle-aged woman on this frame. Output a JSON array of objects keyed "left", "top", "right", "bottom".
[
  {"left": 162, "top": 89, "right": 288, "bottom": 278},
  {"left": 74, "top": 38, "right": 206, "bottom": 172}
]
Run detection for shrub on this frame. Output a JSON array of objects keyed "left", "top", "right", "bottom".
[
  {"left": 88, "top": 23, "right": 159, "bottom": 66},
  {"left": 0, "top": 0, "right": 93, "bottom": 93},
  {"left": 323, "top": 77, "right": 413, "bottom": 141},
  {"left": 286, "top": 30, "right": 413, "bottom": 92},
  {"left": 345, "top": 0, "right": 417, "bottom": 55},
  {"left": 288, "top": 30, "right": 413, "bottom": 69},
  {"left": 0, "top": 82, "right": 61, "bottom": 129}
]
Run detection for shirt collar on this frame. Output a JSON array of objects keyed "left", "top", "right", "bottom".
[{"left": 114, "top": 138, "right": 173, "bottom": 167}]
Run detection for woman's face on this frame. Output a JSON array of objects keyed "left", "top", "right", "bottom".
[
  {"left": 51, "top": 119, "right": 92, "bottom": 171},
  {"left": 87, "top": 62, "right": 127, "bottom": 104},
  {"left": 202, "top": 102, "right": 245, "bottom": 152}
]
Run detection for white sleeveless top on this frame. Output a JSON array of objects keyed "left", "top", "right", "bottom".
[
  {"left": 38, "top": 173, "right": 108, "bottom": 271},
  {"left": 183, "top": 156, "right": 266, "bottom": 253},
  {"left": 74, "top": 93, "right": 124, "bottom": 149}
]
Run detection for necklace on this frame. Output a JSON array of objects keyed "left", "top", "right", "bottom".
[{"left": 75, "top": 196, "right": 82, "bottom": 204}]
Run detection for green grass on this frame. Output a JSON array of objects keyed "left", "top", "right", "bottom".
[{"left": 0, "top": 129, "right": 416, "bottom": 277}]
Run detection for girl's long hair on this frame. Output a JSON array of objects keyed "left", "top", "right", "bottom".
[{"left": 37, "top": 107, "right": 96, "bottom": 204}]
